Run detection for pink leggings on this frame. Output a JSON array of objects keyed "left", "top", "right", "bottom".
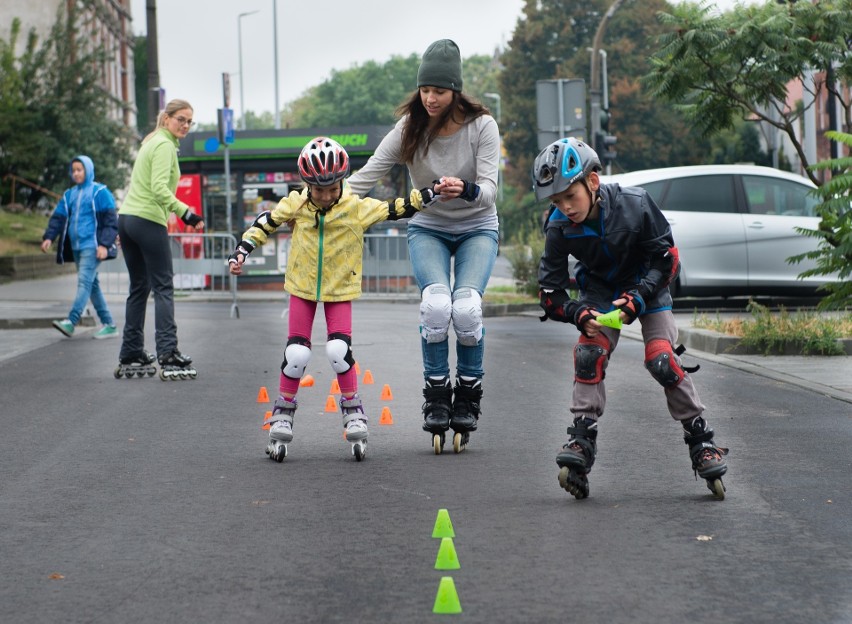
[{"left": 280, "top": 295, "right": 358, "bottom": 397}]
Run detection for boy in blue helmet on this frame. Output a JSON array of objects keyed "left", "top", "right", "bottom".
[{"left": 532, "top": 137, "right": 728, "bottom": 500}]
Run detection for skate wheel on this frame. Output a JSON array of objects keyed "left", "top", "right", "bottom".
[
  {"left": 353, "top": 442, "right": 366, "bottom": 461},
  {"left": 147, "top": 368, "right": 156, "bottom": 377},
  {"left": 270, "top": 443, "right": 286, "bottom": 462},
  {"left": 189, "top": 369, "right": 197, "bottom": 379},
  {"left": 432, "top": 433, "right": 443, "bottom": 455},
  {"left": 158, "top": 369, "right": 167, "bottom": 381},
  {"left": 452, "top": 432, "right": 465, "bottom": 454},
  {"left": 558, "top": 466, "right": 589, "bottom": 499},
  {"left": 709, "top": 478, "right": 726, "bottom": 500},
  {"left": 114, "top": 366, "right": 123, "bottom": 379}
]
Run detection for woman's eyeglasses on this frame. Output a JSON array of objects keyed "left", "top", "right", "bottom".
[{"left": 171, "top": 116, "right": 195, "bottom": 127}]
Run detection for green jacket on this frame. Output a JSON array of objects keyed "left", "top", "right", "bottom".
[
  {"left": 120, "top": 128, "right": 190, "bottom": 225},
  {"left": 242, "top": 185, "right": 428, "bottom": 302}
]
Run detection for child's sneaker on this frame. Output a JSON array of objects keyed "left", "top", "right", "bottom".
[
  {"left": 52, "top": 319, "right": 74, "bottom": 337},
  {"left": 93, "top": 325, "right": 118, "bottom": 339}
]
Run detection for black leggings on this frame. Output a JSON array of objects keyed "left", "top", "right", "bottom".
[{"left": 118, "top": 215, "right": 178, "bottom": 359}]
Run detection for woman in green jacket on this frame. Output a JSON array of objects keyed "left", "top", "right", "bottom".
[{"left": 116, "top": 99, "right": 204, "bottom": 380}]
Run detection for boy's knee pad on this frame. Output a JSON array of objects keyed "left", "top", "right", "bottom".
[
  {"left": 645, "top": 339, "right": 685, "bottom": 387},
  {"left": 574, "top": 334, "right": 610, "bottom": 384},
  {"left": 451, "top": 288, "right": 483, "bottom": 346},
  {"left": 281, "top": 336, "right": 311, "bottom": 379},
  {"left": 420, "top": 284, "right": 452, "bottom": 343},
  {"left": 326, "top": 332, "right": 355, "bottom": 374}
]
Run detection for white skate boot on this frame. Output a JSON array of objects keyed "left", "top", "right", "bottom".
[
  {"left": 265, "top": 396, "right": 297, "bottom": 462},
  {"left": 340, "top": 394, "right": 368, "bottom": 461}
]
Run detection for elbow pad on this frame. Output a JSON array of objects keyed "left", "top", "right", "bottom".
[{"left": 250, "top": 210, "right": 282, "bottom": 234}]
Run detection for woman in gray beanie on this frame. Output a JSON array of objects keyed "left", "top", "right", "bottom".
[{"left": 348, "top": 38, "right": 500, "bottom": 455}]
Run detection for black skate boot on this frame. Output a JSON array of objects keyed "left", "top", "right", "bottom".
[
  {"left": 157, "top": 350, "right": 197, "bottom": 381},
  {"left": 450, "top": 377, "right": 482, "bottom": 453},
  {"left": 683, "top": 416, "right": 729, "bottom": 499},
  {"left": 422, "top": 376, "right": 453, "bottom": 454},
  {"left": 556, "top": 416, "right": 598, "bottom": 499},
  {"left": 114, "top": 352, "right": 157, "bottom": 379}
]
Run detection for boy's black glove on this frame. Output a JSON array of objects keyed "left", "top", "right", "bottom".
[
  {"left": 181, "top": 210, "right": 203, "bottom": 227},
  {"left": 574, "top": 305, "right": 597, "bottom": 337},
  {"left": 539, "top": 288, "right": 572, "bottom": 323},
  {"left": 616, "top": 289, "right": 645, "bottom": 324}
]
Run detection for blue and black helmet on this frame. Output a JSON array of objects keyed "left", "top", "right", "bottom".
[{"left": 532, "top": 138, "right": 601, "bottom": 200}]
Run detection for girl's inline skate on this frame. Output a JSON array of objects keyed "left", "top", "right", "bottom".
[
  {"left": 266, "top": 396, "right": 297, "bottom": 462},
  {"left": 449, "top": 377, "right": 482, "bottom": 453},
  {"left": 114, "top": 351, "right": 156, "bottom": 379},
  {"left": 682, "top": 416, "right": 729, "bottom": 499},
  {"left": 157, "top": 350, "right": 197, "bottom": 381},
  {"left": 556, "top": 416, "right": 598, "bottom": 499},
  {"left": 422, "top": 376, "right": 453, "bottom": 454},
  {"left": 340, "top": 394, "right": 368, "bottom": 461}
]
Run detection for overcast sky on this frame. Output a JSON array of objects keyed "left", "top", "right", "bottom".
[{"left": 131, "top": 0, "right": 753, "bottom": 124}]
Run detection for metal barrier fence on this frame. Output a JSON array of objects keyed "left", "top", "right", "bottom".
[
  {"left": 99, "top": 232, "right": 240, "bottom": 318},
  {"left": 98, "top": 232, "right": 416, "bottom": 314}
]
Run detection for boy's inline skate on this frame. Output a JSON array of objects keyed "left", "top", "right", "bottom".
[
  {"left": 157, "top": 350, "right": 197, "bottom": 381},
  {"left": 556, "top": 416, "right": 598, "bottom": 499},
  {"left": 449, "top": 377, "right": 482, "bottom": 453},
  {"left": 422, "top": 376, "right": 453, "bottom": 454},
  {"left": 682, "top": 416, "right": 729, "bottom": 499},
  {"left": 340, "top": 394, "right": 368, "bottom": 461},
  {"left": 114, "top": 351, "right": 157, "bottom": 379},
  {"left": 265, "top": 396, "right": 297, "bottom": 462}
]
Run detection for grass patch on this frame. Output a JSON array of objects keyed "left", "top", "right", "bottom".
[
  {"left": 0, "top": 208, "right": 49, "bottom": 256},
  {"left": 693, "top": 300, "right": 851, "bottom": 355},
  {"left": 484, "top": 284, "right": 537, "bottom": 305}
]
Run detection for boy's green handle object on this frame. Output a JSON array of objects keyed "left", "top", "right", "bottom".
[{"left": 596, "top": 309, "right": 623, "bottom": 329}]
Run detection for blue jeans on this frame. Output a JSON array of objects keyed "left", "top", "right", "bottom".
[
  {"left": 407, "top": 225, "right": 499, "bottom": 379},
  {"left": 69, "top": 247, "right": 113, "bottom": 326}
]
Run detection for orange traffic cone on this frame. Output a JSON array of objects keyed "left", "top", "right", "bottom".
[
  {"left": 354, "top": 361, "right": 361, "bottom": 374},
  {"left": 379, "top": 406, "right": 394, "bottom": 425},
  {"left": 330, "top": 379, "right": 341, "bottom": 394},
  {"left": 362, "top": 370, "right": 374, "bottom": 384},
  {"left": 257, "top": 386, "right": 270, "bottom": 403},
  {"left": 262, "top": 410, "right": 273, "bottom": 430},
  {"left": 325, "top": 395, "right": 338, "bottom": 412},
  {"left": 380, "top": 384, "right": 393, "bottom": 400},
  {"left": 300, "top": 374, "right": 315, "bottom": 387}
]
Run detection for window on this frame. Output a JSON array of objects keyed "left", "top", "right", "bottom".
[
  {"left": 742, "top": 175, "right": 818, "bottom": 217},
  {"left": 661, "top": 176, "right": 736, "bottom": 213}
]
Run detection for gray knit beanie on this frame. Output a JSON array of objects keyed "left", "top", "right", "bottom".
[{"left": 417, "top": 39, "right": 463, "bottom": 92}]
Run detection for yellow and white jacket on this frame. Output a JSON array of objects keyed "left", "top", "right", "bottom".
[{"left": 239, "top": 184, "right": 432, "bottom": 302}]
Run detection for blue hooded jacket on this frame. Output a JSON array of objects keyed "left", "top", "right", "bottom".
[{"left": 43, "top": 155, "right": 118, "bottom": 264}]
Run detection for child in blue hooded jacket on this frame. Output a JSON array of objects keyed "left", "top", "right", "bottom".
[{"left": 41, "top": 155, "right": 119, "bottom": 339}]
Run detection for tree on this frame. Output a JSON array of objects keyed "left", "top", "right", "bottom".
[
  {"left": 0, "top": 7, "right": 136, "bottom": 206},
  {"left": 643, "top": 0, "right": 852, "bottom": 185},
  {"left": 790, "top": 131, "right": 852, "bottom": 310}
]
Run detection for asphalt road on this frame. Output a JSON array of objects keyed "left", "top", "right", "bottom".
[{"left": 1, "top": 301, "right": 850, "bottom": 624}]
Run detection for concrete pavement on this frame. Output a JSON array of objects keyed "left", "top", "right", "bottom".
[{"left": 1, "top": 272, "right": 850, "bottom": 403}]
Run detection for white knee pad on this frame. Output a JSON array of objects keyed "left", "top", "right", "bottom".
[
  {"left": 326, "top": 334, "right": 354, "bottom": 374},
  {"left": 452, "top": 288, "right": 483, "bottom": 346},
  {"left": 420, "top": 284, "right": 452, "bottom": 343},
  {"left": 282, "top": 341, "right": 312, "bottom": 379}
]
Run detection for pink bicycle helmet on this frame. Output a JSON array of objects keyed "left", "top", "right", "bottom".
[{"left": 297, "top": 137, "right": 350, "bottom": 186}]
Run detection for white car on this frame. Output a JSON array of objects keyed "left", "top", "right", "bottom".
[{"left": 600, "top": 165, "right": 831, "bottom": 297}]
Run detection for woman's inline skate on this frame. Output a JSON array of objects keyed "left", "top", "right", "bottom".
[
  {"left": 422, "top": 376, "right": 453, "bottom": 454},
  {"left": 157, "top": 350, "right": 197, "bottom": 381},
  {"left": 114, "top": 351, "right": 156, "bottom": 379},
  {"left": 682, "top": 416, "right": 729, "bottom": 499},
  {"left": 449, "top": 376, "right": 482, "bottom": 453},
  {"left": 556, "top": 416, "right": 598, "bottom": 499}
]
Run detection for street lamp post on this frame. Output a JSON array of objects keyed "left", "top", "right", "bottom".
[
  {"left": 272, "top": 0, "right": 280, "bottom": 129},
  {"left": 483, "top": 92, "right": 503, "bottom": 203},
  {"left": 238, "top": 10, "right": 259, "bottom": 131}
]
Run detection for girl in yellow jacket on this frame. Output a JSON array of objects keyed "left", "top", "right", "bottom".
[{"left": 228, "top": 137, "right": 437, "bottom": 462}]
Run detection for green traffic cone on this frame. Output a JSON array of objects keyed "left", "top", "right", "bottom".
[
  {"left": 596, "top": 309, "right": 623, "bottom": 329},
  {"left": 435, "top": 537, "right": 461, "bottom": 570},
  {"left": 432, "top": 508, "right": 455, "bottom": 538},
  {"left": 432, "top": 576, "right": 462, "bottom": 614}
]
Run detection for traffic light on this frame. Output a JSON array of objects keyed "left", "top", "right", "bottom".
[{"left": 595, "top": 131, "right": 617, "bottom": 166}]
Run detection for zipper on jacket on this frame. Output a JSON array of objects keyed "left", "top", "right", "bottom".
[{"left": 315, "top": 213, "right": 325, "bottom": 300}]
